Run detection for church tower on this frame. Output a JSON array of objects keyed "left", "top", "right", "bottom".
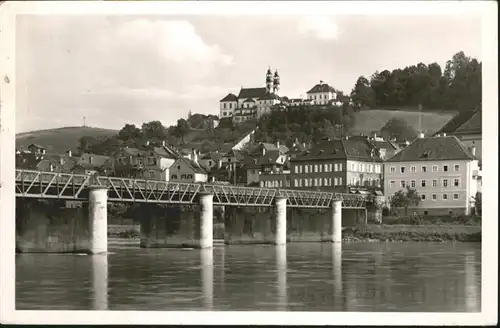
[
  {"left": 266, "top": 67, "right": 273, "bottom": 93},
  {"left": 273, "top": 69, "right": 280, "bottom": 94}
]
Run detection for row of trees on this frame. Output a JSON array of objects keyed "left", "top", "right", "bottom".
[
  {"left": 350, "top": 51, "right": 482, "bottom": 112},
  {"left": 254, "top": 102, "right": 356, "bottom": 144}
]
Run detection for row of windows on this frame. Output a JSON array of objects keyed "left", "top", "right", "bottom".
[
  {"left": 389, "top": 164, "right": 460, "bottom": 174},
  {"left": 222, "top": 103, "right": 235, "bottom": 109},
  {"left": 118, "top": 156, "right": 157, "bottom": 166},
  {"left": 171, "top": 174, "right": 193, "bottom": 180},
  {"left": 389, "top": 178, "right": 461, "bottom": 189},
  {"left": 350, "top": 177, "right": 381, "bottom": 187},
  {"left": 294, "top": 163, "right": 344, "bottom": 174},
  {"left": 350, "top": 163, "right": 382, "bottom": 173},
  {"left": 260, "top": 180, "right": 291, "bottom": 188},
  {"left": 421, "top": 193, "right": 460, "bottom": 201},
  {"left": 308, "top": 93, "right": 334, "bottom": 100},
  {"left": 294, "top": 177, "right": 343, "bottom": 188}
]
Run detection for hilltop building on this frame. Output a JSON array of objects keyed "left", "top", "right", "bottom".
[
  {"left": 306, "top": 81, "right": 342, "bottom": 106},
  {"left": 384, "top": 134, "right": 480, "bottom": 216}
]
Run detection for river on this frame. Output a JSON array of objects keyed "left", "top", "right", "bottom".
[{"left": 16, "top": 242, "right": 481, "bottom": 312}]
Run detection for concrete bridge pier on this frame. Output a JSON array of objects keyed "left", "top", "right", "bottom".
[
  {"left": 88, "top": 187, "right": 109, "bottom": 254},
  {"left": 199, "top": 192, "right": 214, "bottom": 249},
  {"left": 331, "top": 200, "right": 342, "bottom": 243},
  {"left": 274, "top": 196, "right": 287, "bottom": 245}
]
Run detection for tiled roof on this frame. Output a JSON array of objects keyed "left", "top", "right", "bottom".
[
  {"left": 258, "top": 93, "right": 279, "bottom": 100},
  {"left": 244, "top": 98, "right": 256, "bottom": 103},
  {"left": 291, "top": 138, "right": 383, "bottom": 162},
  {"left": 200, "top": 151, "right": 223, "bottom": 162},
  {"left": 220, "top": 93, "right": 238, "bottom": 102},
  {"left": 306, "top": 83, "right": 335, "bottom": 94},
  {"left": 435, "top": 109, "right": 480, "bottom": 135},
  {"left": 385, "top": 135, "right": 476, "bottom": 162},
  {"left": 28, "top": 143, "right": 45, "bottom": 149},
  {"left": 78, "top": 153, "right": 113, "bottom": 168},
  {"left": 257, "top": 150, "right": 283, "bottom": 166},
  {"left": 36, "top": 154, "right": 79, "bottom": 173},
  {"left": 455, "top": 110, "right": 481, "bottom": 134},
  {"left": 238, "top": 87, "right": 268, "bottom": 99},
  {"left": 176, "top": 157, "right": 207, "bottom": 174}
]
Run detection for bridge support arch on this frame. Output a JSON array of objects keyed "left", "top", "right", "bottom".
[{"left": 89, "top": 186, "right": 109, "bottom": 254}]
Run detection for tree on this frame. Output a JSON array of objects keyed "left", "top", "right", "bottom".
[
  {"left": 380, "top": 117, "right": 418, "bottom": 141},
  {"left": 472, "top": 191, "right": 482, "bottom": 216},
  {"left": 390, "top": 188, "right": 421, "bottom": 216},
  {"left": 77, "top": 136, "right": 99, "bottom": 154},
  {"left": 351, "top": 76, "right": 376, "bottom": 109},
  {"left": 141, "top": 121, "right": 166, "bottom": 141},
  {"left": 117, "top": 124, "right": 141, "bottom": 141},
  {"left": 173, "top": 118, "right": 190, "bottom": 144}
]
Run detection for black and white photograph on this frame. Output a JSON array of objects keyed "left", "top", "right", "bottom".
[{"left": 0, "top": 1, "right": 497, "bottom": 325}]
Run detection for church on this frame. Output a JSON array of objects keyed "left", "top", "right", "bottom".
[{"left": 219, "top": 68, "right": 282, "bottom": 123}]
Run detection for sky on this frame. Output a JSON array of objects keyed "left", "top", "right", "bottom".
[{"left": 15, "top": 14, "right": 482, "bottom": 133}]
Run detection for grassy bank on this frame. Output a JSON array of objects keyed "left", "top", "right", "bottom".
[{"left": 343, "top": 225, "right": 481, "bottom": 242}]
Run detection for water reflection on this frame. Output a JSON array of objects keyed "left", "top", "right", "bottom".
[
  {"left": 465, "top": 251, "right": 479, "bottom": 311},
  {"left": 276, "top": 246, "right": 287, "bottom": 311},
  {"left": 16, "top": 243, "right": 482, "bottom": 311},
  {"left": 201, "top": 249, "right": 213, "bottom": 310},
  {"left": 91, "top": 254, "right": 108, "bottom": 310},
  {"left": 332, "top": 243, "right": 342, "bottom": 309}
]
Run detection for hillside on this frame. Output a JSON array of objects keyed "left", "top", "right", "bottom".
[
  {"left": 350, "top": 109, "right": 456, "bottom": 136},
  {"left": 16, "top": 126, "right": 118, "bottom": 154}
]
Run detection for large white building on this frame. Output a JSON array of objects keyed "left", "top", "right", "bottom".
[
  {"left": 384, "top": 134, "right": 481, "bottom": 216},
  {"left": 306, "top": 81, "right": 342, "bottom": 106},
  {"left": 219, "top": 68, "right": 282, "bottom": 123}
]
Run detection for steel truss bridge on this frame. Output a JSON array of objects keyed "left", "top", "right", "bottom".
[{"left": 15, "top": 170, "right": 368, "bottom": 209}]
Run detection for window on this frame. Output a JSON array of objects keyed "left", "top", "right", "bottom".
[
  {"left": 324, "top": 178, "right": 328, "bottom": 186},
  {"left": 318, "top": 179, "right": 322, "bottom": 187},
  {"left": 421, "top": 194, "right": 426, "bottom": 201},
  {"left": 410, "top": 180, "right": 416, "bottom": 188},
  {"left": 400, "top": 166, "right": 406, "bottom": 173},
  {"left": 421, "top": 165, "right": 427, "bottom": 173},
  {"left": 351, "top": 163, "right": 356, "bottom": 171},
  {"left": 432, "top": 194, "right": 437, "bottom": 201},
  {"left": 401, "top": 180, "right": 406, "bottom": 188},
  {"left": 181, "top": 174, "right": 187, "bottom": 179},
  {"left": 442, "top": 194, "right": 448, "bottom": 200},
  {"left": 432, "top": 179, "right": 437, "bottom": 187},
  {"left": 309, "top": 178, "right": 312, "bottom": 186},
  {"left": 314, "top": 165, "right": 318, "bottom": 173},
  {"left": 171, "top": 174, "right": 178, "bottom": 180},
  {"left": 338, "top": 177, "right": 343, "bottom": 185},
  {"left": 421, "top": 180, "right": 426, "bottom": 188},
  {"left": 453, "top": 193, "right": 459, "bottom": 200},
  {"left": 390, "top": 180, "right": 395, "bottom": 188},
  {"left": 313, "top": 178, "right": 318, "bottom": 187},
  {"left": 324, "top": 164, "right": 328, "bottom": 172},
  {"left": 368, "top": 164, "right": 373, "bottom": 173},
  {"left": 338, "top": 163, "right": 343, "bottom": 171},
  {"left": 177, "top": 165, "right": 181, "bottom": 170},
  {"left": 410, "top": 166, "right": 416, "bottom": 173},
  {"left": 319, "top": 165, "right": 323, "bottom": 173},
  {"left": 294, "top": 179, "right": 298, "bottom": 187},
  {"left": 390, "top": 166, "right": 396, "bottom": 173},
  {"left": 304, "top": 179, "right": 309, "bottom": 187},
  {"left": 454, "top": 164, "right": 460, "bottom": 172},
  {"left": 334, "top": 163, "right": 338, "bottom": 172},
  {"left": 305, "top": 166, "right": 309, "bottom": 173},
  {"left": 443, "top": 165, "right": 449, "bottom": 172},
  {"left": 299, "top": 165, "right": 303, "bottom": 173},
  {"left": 294, "top": 166, "right": 299, "bottom": 174},
  {"left": 454, "top": 179, "right": 460, "bottom": 187},
  {"left": 432, "top": 165, "right": 438, "bottom": 172},
  {"left": 361, "top": 164, "right": 365, "bottom": 172},
  {"left": 443, "top": 179, "right": 448, "bottom": 187}
]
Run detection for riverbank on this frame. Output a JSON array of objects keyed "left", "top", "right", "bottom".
[
  {"left": 343, "top": 225, "right": 481, "bottom": 242},
  {"left": 108, "top": 224, "right": 481, "bottom": 243}
]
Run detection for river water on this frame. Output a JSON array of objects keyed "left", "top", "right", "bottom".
[{"left": 16, "top": 242, "right": 481, "bottom": 312}]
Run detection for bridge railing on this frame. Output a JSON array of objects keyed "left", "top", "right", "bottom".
[{"left": 15, "top": 169, "right": 369, "bottom": 208}]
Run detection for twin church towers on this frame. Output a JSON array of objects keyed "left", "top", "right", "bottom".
[{"left": 266, "top": 67, "right": 280, "bottom": 95}]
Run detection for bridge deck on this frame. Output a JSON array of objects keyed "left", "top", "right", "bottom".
[{"left": 15, "top": 170, "right": 368, "bottom": 209}]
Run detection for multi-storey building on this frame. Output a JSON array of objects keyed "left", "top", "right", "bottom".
[
  {"left": 219, "top": 68, "right": 281, "bottom": 122},
  {"left": 305, "top": 81, "right": 342, "bottom": 106},
  {"left": 384, "top": 135, "right": 480, "bottom": 215},
  {"left": 290, "top": 138, "right": 385, "bottom": 192}
]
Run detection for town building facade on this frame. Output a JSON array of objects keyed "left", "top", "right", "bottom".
[{"left": 384, "top": 135, "right": 480, "bottom": 215}]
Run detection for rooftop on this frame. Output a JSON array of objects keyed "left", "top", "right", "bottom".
[
  {"left": 306, "top": 82, "right": 335, "bottom": 94},
  {"left": 385, "top": 135, "right": 477, "bottom": 162},
  {"left": 435, "top": 109, "right": 481, "bottom": 135},
  {"left": 238, "top": 87, "right": 268, "bottom": 99}
]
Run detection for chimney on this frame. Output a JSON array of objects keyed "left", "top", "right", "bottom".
[
  {"left": 302, "top": 142, "right": 306, "bottom": 148},
  {"left": 66, "top": 150, "right": 72, "bottom": 157},
  {"left": 145, "top": 141, "right": 150, "bottom": 146},
  {"left": 471, "top": 146, "right": 476, "bottom": 156},
  {"left": 319, "top": 80, "right": 324, "bottom": 85},
  {"left": 217, "top": 159, "right": 222, "bottom": 169},
  {"left": 192, "top": 148, "right": 198, "bottom": 164},
  {"left": 276, "top": 141, "right": 280, "bottom": 149},
  {"left": 418, "top": 132, "right": 425, "bottom": 139},
  {"left": 345, "top": 136, "right": 349, "bottom": 140},
  {"left": 89, "top": 155, "right": 93, "bottom": 164},
  {"left": 442, "top": 132, "right": 447, "bottom": 137},
  {"left": 59, "top": 157, "right": 64, "bottom": 165},
  {"left": 162, "top": 140, "right": 165, "bottom": 146}
]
